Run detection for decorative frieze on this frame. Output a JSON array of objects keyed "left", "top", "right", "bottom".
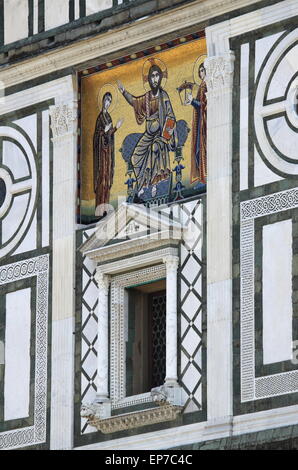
[{"left": 82, "top": 405, "right": 183, "bottom": 434}]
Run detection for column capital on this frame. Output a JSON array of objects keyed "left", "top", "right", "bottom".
[
  {"left": 49, "top": 100, "right": 77, "bottom": 142},
  {"left": 94, "top": 268, "right": 110, "bottom": 291},
  {"left": 163, "top": 255, "right": 179, "bottom": 272},
  {"left": 205, "top": 51, "right": 235, "bottom": 93}
]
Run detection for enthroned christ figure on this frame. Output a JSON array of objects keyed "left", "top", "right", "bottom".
[
  {"left": 93, "top": 92, "right": 123, "bottom": 217},
  {"left": 117, "top": 59, "right": 177, "bottom": 194}
]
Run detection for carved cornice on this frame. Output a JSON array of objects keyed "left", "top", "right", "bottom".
[
  {"left": 0, "top": 0, "right": 265, "bottom": 88},
  {"left": 84, "top": 405, "right": 183, "bottom": 434}
]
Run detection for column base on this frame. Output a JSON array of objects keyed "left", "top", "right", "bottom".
[
  {"left": 151, "top": 383, "right": 185, "bottom": 407},
  {"left": 164, "top": 378, "right": 179, "bottom": 387}
]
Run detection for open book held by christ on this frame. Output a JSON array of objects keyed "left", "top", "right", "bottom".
[{"left": 162, "top": 117, "right": 176, "bottom": 140}]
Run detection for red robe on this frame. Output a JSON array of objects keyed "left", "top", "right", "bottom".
[
  {"left": 93, "top": 110, "right": 116, "bottom": 213},
  {"left": 190, "top": 80, "right": 207, "bottom": 184}
]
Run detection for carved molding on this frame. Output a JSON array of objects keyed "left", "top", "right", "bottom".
[
  {"left": 49, "top": 102, "right": 77, "bottom": 140},
  {"left": 110, "top": 264, "right": 167, "bottom": 405},
  {"left": 205, "top": 52, "right": 235, "bottom": 92},
  {"left": 163, "top": 255, "right": 179, "bottom": 273},
  {"left": 0, "top": 0, "right": 267, "bottom": 88},
  {"left": 94, "top": 268, "right": 110, "bottom": 291},
  {"left": 83, "top": 405, "right": 183, "bottom": 434}
]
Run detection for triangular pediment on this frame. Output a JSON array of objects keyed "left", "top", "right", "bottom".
[{"left": 79, "top": 202, "right": 185, "bottom": 257}]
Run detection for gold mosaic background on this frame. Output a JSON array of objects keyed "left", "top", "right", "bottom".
[{"left": 80, "top": 37, "right": 206, "bottom": 216}]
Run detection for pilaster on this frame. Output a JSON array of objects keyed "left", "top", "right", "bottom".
[
  {"left": 50, "top": 97, "right": 78, "bottom": 450},
  {"left": 205, "top": 51, "right": 235, "bottom": 424}
]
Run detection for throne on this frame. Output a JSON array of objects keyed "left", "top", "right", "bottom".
[{"left": 120, "top": 119, "right": 189, "bottom": 204}]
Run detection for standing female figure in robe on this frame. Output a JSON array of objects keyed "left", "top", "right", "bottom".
[
  {"left": 93, "top": 92, "right": 123, "bottom": 216},
  {"left": 186, "top": 62, "right": 207, "bottom": 185}
]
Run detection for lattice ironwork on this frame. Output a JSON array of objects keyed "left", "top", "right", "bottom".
[{"left": 151, "top": 291, "right": 166, "bottom": 388}]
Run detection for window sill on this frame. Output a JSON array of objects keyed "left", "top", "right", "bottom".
[{"left": 82, "top": 404, "right": 183, "bottom": 434}]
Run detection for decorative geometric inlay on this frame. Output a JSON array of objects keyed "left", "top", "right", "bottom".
[
  {"left": 241, "top": 188, "right": 298, "bottom": 221},
  {"left": 0, "top": 255, "right": 49, "bottom": 449},
  {"left": 254, "top": 29, "right": 298, "bottom": 175},
  {"left": 80, "top": 228, "right": 98, "bottom": 434},
  {"left": 255, "top": 370, "right": 298, "bottom": 399},
  {"left": 240, "top": 189, "right": 298, "bottom": 402},
  {"left": 0, "top": 126, "right": 37, "bottom": 259},
  {"left": 179, "top": 200, "right": 203, "bottom": 412}
]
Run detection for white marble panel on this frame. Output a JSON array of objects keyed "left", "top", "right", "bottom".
[
  {"left": 184, "top": 399, "right": 199, "bottom": 414},
  {"left": 33, "top": 0, "right": 38, "bottom": 34},
  {"left": 84, "top": 279, "right": 98, "bottom": 308},
  {"left": 183, "top": 328, "right": 200, "bottom": 357},
  {"left": 14, "top": 115, "right": 37, "bottom": 152},
  {"left": 267, "top": 43, "right": 298, "bottom": 100},
  {"left": 2, "top": 140, "right": 30, "bottom": 180},
  {"left": 14, "top": 212, "right": 37, "bottom": 255},
  {"left": 44, "top": 0, "right": 69, "bottom": 30},
  {"left": 85, "top": 0, "right": 113, "bottom": 15},
  {"left": 4, "top": 288, "right": 31, "bottom": 421},
  {"left": 240, "top": 43, "right": 249, "bottom": 191},
  {"left": 255, "top": 32, "right": 284, "bottom": 80},
  {"left": 267, "top": 116, "right": 298, "bottom": 160},
  {"left": 182, "top": 363, "right": 200, "bottom": 391},
  {"left": 82, "top": 312, "right": 97, "bottom": 341},
  {"left": 263, "top": 220, "right": 293, "bottom": 364},
  {"left": 182, "top": 257, "right": 199, "bottom": 284},
  {"left": 75, "top": 0, "right": 80, "bottom": 20},
  {"left": 254, "top": 146, "right": 283, "bottom": 187},
  {"left": 4, "top": 0, "right": 28, "bottom": 44},
  {"left": 2, "top": 194, "right": 30, "bottom": 244},
  {"left": 42, "top": 110, "right": 50, "bottom": 247},
  {"left": 50, "top": 317, "right": 75, "bottom": 449},
  {"left": 182, "top": 291, "right": 200, "bottom": 319}
]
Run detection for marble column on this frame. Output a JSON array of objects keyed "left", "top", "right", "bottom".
[
  {"left": 94, "top": 268, "right": 110, "bottom": 401},
  {"left": 204, "top": 52, "right": 235, "bottom": 423},
  {"left": 163, "top": 255, "right": 179, "bottom": 386}
]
